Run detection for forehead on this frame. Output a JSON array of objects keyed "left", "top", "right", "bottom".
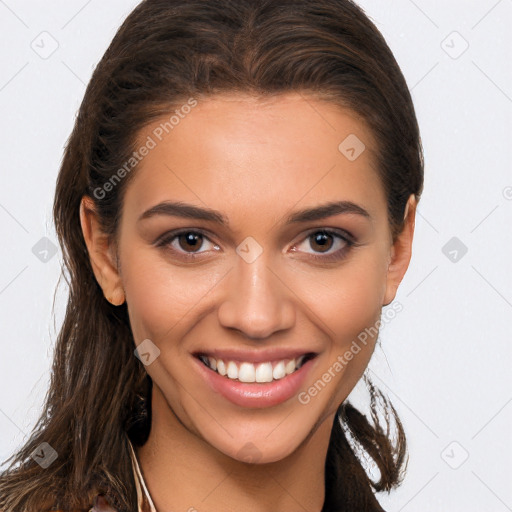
[{"left": 124, "top": 92, "right": 386, "bottom": 225}]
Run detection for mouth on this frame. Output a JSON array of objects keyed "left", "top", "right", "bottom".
[
  {"left": 192, "top": 349, "right": 319, "bottom": 408},
  {"left": 195, "top": 352, "right": 317, "bottom": 383}
]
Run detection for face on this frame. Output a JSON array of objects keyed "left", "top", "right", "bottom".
[{"left": 81, "top": 92, "right": 415, "bottom": 464}]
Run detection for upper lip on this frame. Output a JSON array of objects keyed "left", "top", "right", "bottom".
[{"left": 193, "top": 348, "right": 318, "bottom": 364}]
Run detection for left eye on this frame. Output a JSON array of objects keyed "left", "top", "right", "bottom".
[{"left": 292, "top": 229, "right": 353, "bottom": 259}]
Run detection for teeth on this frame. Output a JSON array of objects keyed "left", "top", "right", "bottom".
[
  {"left": 200, "top": 354, "right": 311, "bottom": 383},
  {"left": 227, "top": 361, "right": 238, "bottom": 379},
  {"left": 272, "top": 361, "right": 286, "bottom": 380},
  {"left": 239, "top": 362, "right": 255, "bottom": 383},
  {"left": 255, "top": 362, "right": 273, "bottom": 383},
  {"left": 217, "top": 359, "right": 227, "bottom": 376},
  {"left": 285, "top": 359, "right": 296, "bottom": 375}
]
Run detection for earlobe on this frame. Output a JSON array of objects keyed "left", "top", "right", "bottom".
[
  {"left": 382, "top": 194, "right": 417, "bottom": 307},
  {"left": 79, "top": 196, "right": 126, "bottom": 306}
]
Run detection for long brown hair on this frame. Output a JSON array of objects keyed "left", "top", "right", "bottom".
[{"left": 0, "top": 1, "right": 423, "bottom": 510}]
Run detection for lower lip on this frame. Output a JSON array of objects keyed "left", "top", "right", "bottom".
[{"left": 193, "top": 356, "right": 316, "bottom": 409}]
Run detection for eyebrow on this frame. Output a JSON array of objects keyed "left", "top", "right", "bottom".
[{"left": 137, "top": 200, "right": 371, "bottom": 225}]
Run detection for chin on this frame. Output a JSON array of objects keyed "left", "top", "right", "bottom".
[{"left": 202, "top": 418, "right": 318, "bottom": 465}]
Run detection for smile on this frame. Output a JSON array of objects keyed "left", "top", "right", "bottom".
[
  {"left": 193, "top": 350, "right": 319, "bottom": 408},
  {"left": 197, "top": 353, "right": 316, "bottom": 383}
]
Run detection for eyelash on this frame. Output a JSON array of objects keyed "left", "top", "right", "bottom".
[{"left": 155, "top": 228, "right": 358, "bottom": 263}]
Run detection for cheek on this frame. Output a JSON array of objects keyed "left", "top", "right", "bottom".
[
  {"left": 299, "top": 248, "right": 388, "bottom": 341},
  {"left": 121, "top": 251, "right": 219, "bottom": 342},
  {"left": 301, "top": 251, "right": 387, "bottom": 402},
  {"left": 326, "top": 279, "right": 381, "bottom": 383}
]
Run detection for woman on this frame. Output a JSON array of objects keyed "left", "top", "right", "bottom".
[{"left": 0, "top": 0, "right": 423, "bottom": 510}]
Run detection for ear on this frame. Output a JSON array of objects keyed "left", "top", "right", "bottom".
[
  {"left": 79, "top": 195, "right": 125, "bottom": 306},
  {"left": 382, "top": 194, "right": 417, "bottom": 306}
]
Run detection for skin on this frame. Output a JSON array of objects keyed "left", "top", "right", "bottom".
[{"left": 80, "top": 92, "right": 416, "bottom": 512}]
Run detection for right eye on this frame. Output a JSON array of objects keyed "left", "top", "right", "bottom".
[{"left": 156, "top": 229, "right": 221, "bottom": 259}]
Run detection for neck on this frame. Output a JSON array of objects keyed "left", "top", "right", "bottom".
[{"left": 136, "top": 384, "right": 333, "bottom": 512}]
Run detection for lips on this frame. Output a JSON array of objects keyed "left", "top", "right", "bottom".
[{"left": 192, "top": 349, "right": 318, "bottom": 408}]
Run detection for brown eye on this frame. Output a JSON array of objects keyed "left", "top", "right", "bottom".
[
  {"left": 309, "top": 231, "right": 334, "bottom": 253},
  {"left": 156, "top": 229, "right": 220, "bottom": 259},
  {"left": 178, "top": 232, "right": 204, "bottom": 252},
  {"left": 290, "top": 228, "right": 355, "bottom": 263}
]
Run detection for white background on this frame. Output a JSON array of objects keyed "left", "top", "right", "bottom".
[{"left": 0, "top": 1, "right": 511, "bottom": 511}]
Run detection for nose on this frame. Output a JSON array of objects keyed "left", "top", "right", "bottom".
[{"left": 217, "top": 251, "right": 296, "bottom": 340}]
